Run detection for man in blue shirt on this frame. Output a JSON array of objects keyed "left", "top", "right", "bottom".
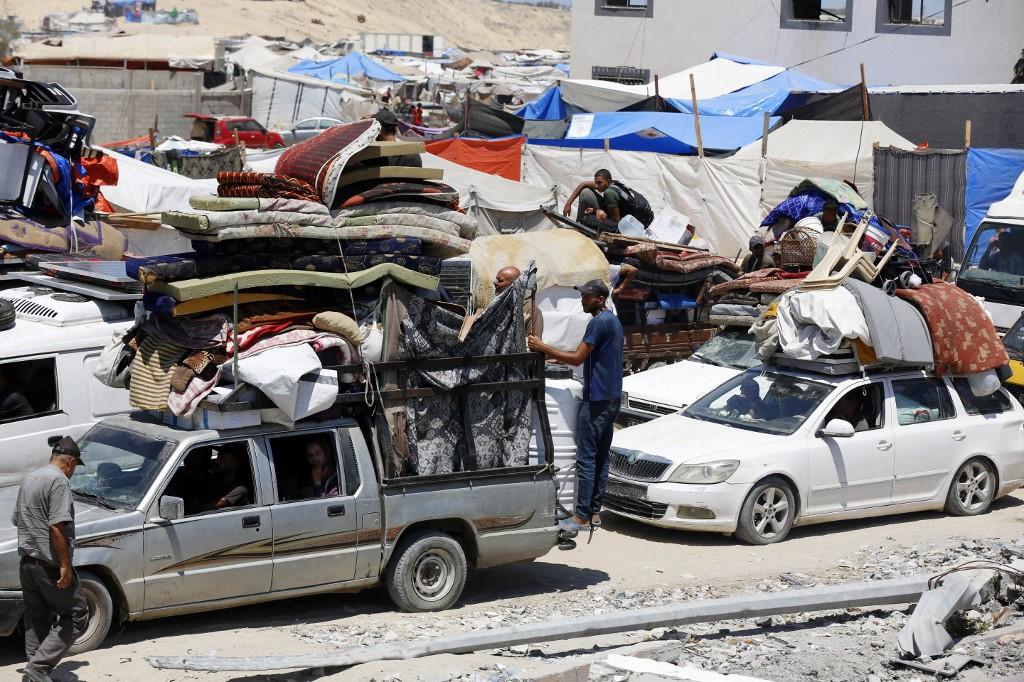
[{"left": 528, "top": 280, "right": 624, "bottom": 533}]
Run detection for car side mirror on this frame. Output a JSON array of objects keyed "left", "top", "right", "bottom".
[
  {"left": 818, "top": 419, "right": 856, "bottom": 438},
  {"left": 158, "top": 495, "right": 184, "bottom": 521}
]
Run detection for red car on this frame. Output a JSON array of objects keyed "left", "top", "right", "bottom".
[{"left": 184, "top": 114, "right": 285, "bottom": 149}]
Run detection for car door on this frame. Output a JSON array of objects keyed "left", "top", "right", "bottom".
[
  {"left": 890, "top": 377, "right": 960, "bottom": 504},
  {"left": 268, "top": 428, "right": 360, "bottom": 592},
  {"left": 142, "top": 438, "right": 272, "bottom": 611},
  {"left": 293, "top": 118, "right": 319, "bottom": 143},
  {"left": 948, "top": 377, "right": 1024, "bottom": 482},
  {"left": 805, "top": 381, "right": 894, "bottom": 515}
]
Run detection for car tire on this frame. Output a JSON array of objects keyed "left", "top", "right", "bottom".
[
  {"left": 945, "top": 458, "right": 996, "bottom": 516},
  {"left": 0, "top": 299, "right": 14, "bottom": 331},
  {"left": 67, "top": 571, "right": 114, "bottom": 655},
  {"left": 386, "top": 531, "right": 467, "bottom": 613},
  {"left": 734, "top": 477, "right": 796, "bottom": 545}
]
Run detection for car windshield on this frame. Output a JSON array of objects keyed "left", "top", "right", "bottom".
[
  {"left": 1006, "top": 315, "right": 1024, "bottom": 357},
  {"left": 68, "top": 424, "right": 177, "bottom": 509},
  {"left": 960, "top": 223, "right": 1024, "bottom": 288},
  {"left": 691, "top": 329, "right": 760, "bottom": 370},
  {"left": 684, "top": 370, "right": 834, "bottom": 435}
]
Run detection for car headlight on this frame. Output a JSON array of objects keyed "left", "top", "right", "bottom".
[{"left": 668, "top": 460, "right": 740, "bottom": 484}]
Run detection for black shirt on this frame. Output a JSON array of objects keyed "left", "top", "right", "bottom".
[{"left": 0, "top": 387, "right": 33, "bottom": 421}]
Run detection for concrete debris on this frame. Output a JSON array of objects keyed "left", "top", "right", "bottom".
[
  {"left": 890, "top": 654, "right": 986, "bottom": 678},
  {"left": 896, "top": 568, "right": 1000, "bottom": 658}
]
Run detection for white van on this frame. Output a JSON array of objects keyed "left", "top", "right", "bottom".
[{"left": 0, "top": 286, "right": 133, "bottom": 485}]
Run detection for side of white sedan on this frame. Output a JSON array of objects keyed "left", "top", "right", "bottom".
[{"left": 606, "top": 367, "right": 1024, "bottom": 543}]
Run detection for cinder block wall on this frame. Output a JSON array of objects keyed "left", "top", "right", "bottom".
[{"left": 19, "top": 66, "right": 248, "bottom": 144}]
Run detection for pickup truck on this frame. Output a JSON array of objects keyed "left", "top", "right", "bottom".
[{"left": 0, "top": 370, "right": 563, "bottom": 653}]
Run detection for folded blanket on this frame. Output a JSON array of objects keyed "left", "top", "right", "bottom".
[
  {"left": 336, "top": 180, "right": 460, "bottom": 210},
  {"left": 189, "top": 194, "right": 330, "bottom": 215},
  {"left": 190, "top": 236, "right": 422, "bottom": 257},
  {"left": 184, "top": 224, "right": 470, "bottom": 258},
  {"left": 132, "top": 252, "right": 441, "bottom": 283},
  {"left": 164, "top": 208, "right": 463, "bottom": 238},
  {"left": 333, "top": 201, "right": 477, "bottom": 240},
  {"left": 217, "top": 171, "right": 321, "bottom": 203},
  {"left": 274, "top": 120, "right": 380, "bottom": 206}
]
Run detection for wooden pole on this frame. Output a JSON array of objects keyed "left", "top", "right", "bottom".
[
  {"left": 654, "top": 74, "right": 661, "bottom": 112},
  {"left": 859, "top": 63, "right": 870, "bottom": 121},
  {"left": 689, "top": 73, "right": 704, "bottom": 158},
  {"left": 461, "top": 95, "right": 469, "bottom": 136},
  {"left": 147, "top": 127, "right": 156, "bottom": 151},
  {"left": 760, "top": 111, "right": 770, "bottom": 158},
  {"left": 964, "top": 119, "right": 972, "bottom": 149}
]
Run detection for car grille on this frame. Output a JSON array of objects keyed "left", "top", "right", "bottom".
[
  {"left": 627, "top": 398, "right": 677, "bottom": 416},
  {"left": 609, "top": 451, "right": 671, "bottom": 481},
  {"left": 604, "top": 494, "right": 669, "bottom": 520}
]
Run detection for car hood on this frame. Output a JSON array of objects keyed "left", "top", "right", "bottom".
[
  {"left": 622, "top": 359, "right": 742, "bottom": 409},
  {"left": 613, "top": 412, "right": 785, "bottom": 465}
]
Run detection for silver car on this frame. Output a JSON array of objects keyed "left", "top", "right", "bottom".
[{"left": 278, "top": 117, "right": 343, "bottom": 145}]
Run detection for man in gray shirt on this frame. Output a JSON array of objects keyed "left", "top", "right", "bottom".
[{"left": 11, "top": 436, "right": 88, "bottom": 682}]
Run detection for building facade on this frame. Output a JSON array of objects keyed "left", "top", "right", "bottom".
[{"left": 571, "top": 0, "right": 1024, "bottom": 86}]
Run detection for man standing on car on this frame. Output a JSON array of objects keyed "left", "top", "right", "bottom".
[
  {"left": 528, "top": 280, "right": 623, "bottom": 533},
  {"left": 11, "top": 436, "right": 88, "bottom": 682}
]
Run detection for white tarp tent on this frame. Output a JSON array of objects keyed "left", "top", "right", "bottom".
[
  {"left": 249, "top": 68, "right": 373, "bottom": 129},
  {"left": 735, "top": 120, "right": 916, "bottom": 211},
  {"left": 559, "top": 58, "right": 785, "bottom": 113},
  {"left": 522, "top": 145, "right": 761, "bottom": 258}
]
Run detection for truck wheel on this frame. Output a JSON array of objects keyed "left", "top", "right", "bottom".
[
  {"left": 387, "top": 531, "right": 467, "bottom": 612},
  {"left": 0, "top": 299, "right": 14, "bottom": 331},
  {"left": 67, "top": 571, "right": 114, "bottom": 655},
  {"left": 734, "top": 477, "right": 796, "bottom": 545},
  {"left": 945, "top": 458, "right": 996, "bottom": 516}
]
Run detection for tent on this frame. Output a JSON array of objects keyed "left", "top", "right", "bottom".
[
  {"left": 667, "top": 69, "right": 836, "bottom": 117},
  {"left": 516, "top": 87, "right": 567, "bottom": 121},
  {"left": 965, "top": 148, "right": 1024, "bottom": 247},
  {"left": 733, "top": 119, "right": 916, "bottom": 208},
  {"left": 425, "top": 136, "right": 525, "bottom": 181},
  {"left": 288, "top": 52, "right": 405, "bottom": 84},
  {"left": 530, "top": 111, "right": 780, "bottom": 155},
  {"left": 249, "top": 68, "right": 373, "bottom": 129},
  {"left": 558, "top": 56, "right": 785, "bottom": 113}
]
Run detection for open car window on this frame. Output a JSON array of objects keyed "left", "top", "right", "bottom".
[
  {"left": 163, "top": 440, "right": 256, "bottom": 516},
  {"left": 0, "top": 358, "right": 58, "bottom": 424},
  {"left": 270, "top": 432, "right": 344, "bottom": 503},
  {"left": 684, "top": 371, "right": 834, "bottom": 436},
  {"left": 951, "top": 377, "right": 1013, "bottom": 416}
]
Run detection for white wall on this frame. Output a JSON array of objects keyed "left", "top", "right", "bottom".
[{"left": 571, "top": 0, "right": 1024, "bottom": 86}]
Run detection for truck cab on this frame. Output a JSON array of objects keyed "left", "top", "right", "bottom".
[
  {"left": 957, "top": 171, "right": 1024, "bottom": 332},
  {"left": 0, "top": 410, "right": 561, "bottom": 652}
]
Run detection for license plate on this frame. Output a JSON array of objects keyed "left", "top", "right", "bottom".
[{"left": 606, "top": 479, "right": 648, "bottom": 501}]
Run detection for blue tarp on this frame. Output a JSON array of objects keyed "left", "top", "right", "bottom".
[
  {"left": 516, "top": 87, "right": 567, "bottom": 121},
  {"left": 965, "top": 148, "right": 1024, "bottom": 247},
  {"left": 287, "top": 52, "right": 404, "bottom": 83},
  {"left": 667, "top": 68, "right": 835, "bottom": 117},
  {"left": 528, "top": 111, "right": 780, "bottom": 155}
]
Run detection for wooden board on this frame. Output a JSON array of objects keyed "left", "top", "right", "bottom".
[
  {"left": 338, "top": 165, "right": 443, "bottom": 187},
  {"left": 149, "top": 263, "right": 439, "bottom": 301},
  {"left": 349, "top": 141, "right": 426, "bottom": 163}
]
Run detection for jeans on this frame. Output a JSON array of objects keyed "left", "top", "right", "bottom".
[
  {"left": 575, "top": 188, "right": 618, "bottom": 233},
  {"left": 20, "top": 557, "right": 89, "bottom": 675},
  {"left": 575, "top": 399, "right": 620, "bottom": 520}
]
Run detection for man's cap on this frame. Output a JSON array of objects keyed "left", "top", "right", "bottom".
[
  {"left": 49, "top": 435, "right": 83, "bottom": 462},
  {"left": 374, "top": 109, "right": 399, "bottom": 127},
  {"left": 575, "top": 279, "right": 610, "bottom": 297},
  {"left": 749, "top": 235, "right": 765, "bottom": 248}
]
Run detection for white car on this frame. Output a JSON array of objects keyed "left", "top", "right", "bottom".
[
  {"left": 607, "top": 367, "right": 1024, "bottom": 544},
  {"left": 619, "top": 328, "right": 760, "bottom": 425}
]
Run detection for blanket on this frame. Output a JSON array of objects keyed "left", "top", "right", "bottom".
[
  {"left": 336, "top": 180, "right": 460, "bottom": 210},
  {"left": 189, "top": 194, "right": 330, "bottom": 215},
  {"left": 132, "top": 252, "right": 441, "bottom": 283},
  {"left": 164, "top": 208, "right": 464, "bottom": 238},
  {"left": 895, "top": 283, "right": 1009, "bottom": 376},
  {"left": 0, "top": 214, "right": 126, "bottom": 261},
  {"left": 184, "top": 224, "right": 470, "bottom": 258},
  {"left": 217, "top": 171, "right": 321, "bottom": 203},
  {"left": 625, "top": 242, "right": 739, "bottom": 275},
  {"left": 333, "top": 201, "right": 478, "bottom": 240},
  {"left": 190, "top": 236, "right": 422, "bottom": 257}
]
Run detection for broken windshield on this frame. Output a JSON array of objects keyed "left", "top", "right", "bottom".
[{"left": 69, "top": 424, "right": 177, "bottom": 509}]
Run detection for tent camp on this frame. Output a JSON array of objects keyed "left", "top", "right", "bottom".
[
  {"left": 529, "top": 111, "right": 780, "bottom": 155},
  {"left": 288, "top": 52, "right": 405, "bottom": 84}
]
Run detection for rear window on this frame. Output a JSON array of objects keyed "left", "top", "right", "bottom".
[
  {"left": 951, "top": 378, "right": 1013, "bottom": 415},
  {"left": 892, "top": 378, "right": 956, "bottom": 425}
]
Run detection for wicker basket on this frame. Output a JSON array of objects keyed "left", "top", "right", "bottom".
[{"left": 779, "top": 227, "right": 819, "bottom": 270}]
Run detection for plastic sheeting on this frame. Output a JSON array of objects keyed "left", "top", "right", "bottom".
[
  {"left": 522, "top": 145, "right": 761, "bottom": 258},
  {"left": 288, "top": 52, "right": 405, "bottom": 83},
  {"left": 250, "top": 69, "right": 371, "bottom": 129},
  {"left": 667, "top": 69, "right": 836, "bottom": 117},
  {"left": 531, "top": 111, "right": 780, "bottom": 155},
  {"left": 425, "top": 136, "right": 525, "bottom": 181},
  {"left": 516, "top": 87, "right": 567, "bottom": 121},
  {"left": 965, "top": 148, "right": 1024, "bottom": 248}
]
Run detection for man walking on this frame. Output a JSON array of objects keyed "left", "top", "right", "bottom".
[
  {"left": 11, "top": 436, "right": 88, "bottom": 682},
  {"left": 528, "top": 280, "right": 623, "bottom": 533}
]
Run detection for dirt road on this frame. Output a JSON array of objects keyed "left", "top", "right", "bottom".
[{"left": 2, "top": 491, "right": 1022, "bottom": 681}]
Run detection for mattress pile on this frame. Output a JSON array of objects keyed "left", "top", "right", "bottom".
[{"left": 96, "top": 119, "right": 484, "bottom": 428}]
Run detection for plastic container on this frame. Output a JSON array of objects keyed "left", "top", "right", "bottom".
[
  {"left": 618, "top": 214, "right": 646, "bottom": 237},
  {"left": 529, "top": 377, "right": 582, "bottom": 507}
]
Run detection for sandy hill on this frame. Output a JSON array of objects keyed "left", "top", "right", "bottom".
[{"left": 7, "top": 0, "right": 571, "bottom": 51}]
